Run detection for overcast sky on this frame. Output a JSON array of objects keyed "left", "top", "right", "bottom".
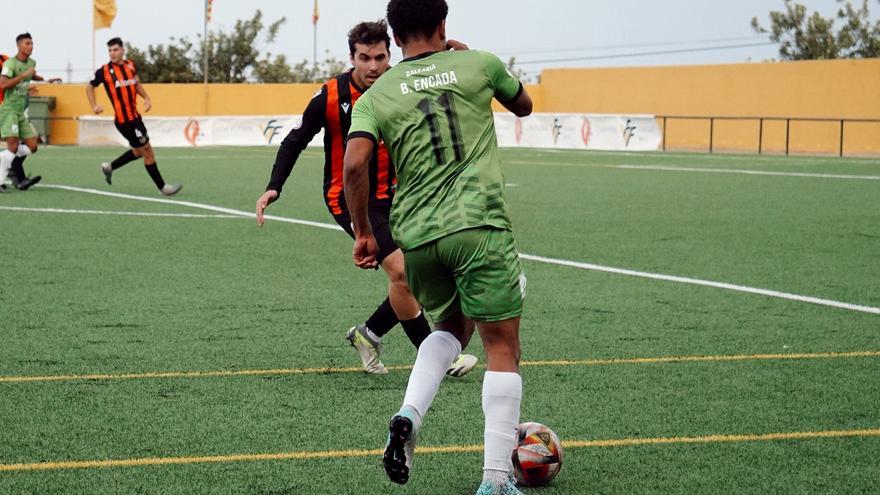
[{"left": 6, "top": 0, "right": 871, "bottom": 82}]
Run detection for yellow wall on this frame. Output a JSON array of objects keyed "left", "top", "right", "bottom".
[
  {"left": 541, "top": 58, "right": 880, "bottom": 155},
  {"left": 39, "top": 58, "right": 880, "bottom": 155}
]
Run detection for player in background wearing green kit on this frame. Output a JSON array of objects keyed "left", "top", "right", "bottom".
[
  {"left": 342, "top": 1, "right": 532, "bottom": 493},
  {"left": 0, "top": 33, "right": 60, "bottom": 192}
]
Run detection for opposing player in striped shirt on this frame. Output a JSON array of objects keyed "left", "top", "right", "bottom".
[
  {"left": 86, "top": 37, "right": 181, "bottom": 196},
  {"left": 256, "top": 20, "right": 477, "bottom": 377}
]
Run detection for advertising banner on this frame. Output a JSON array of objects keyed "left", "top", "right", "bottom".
[{"left": 78, "top": 113, "right": 660, "bottom": 151}]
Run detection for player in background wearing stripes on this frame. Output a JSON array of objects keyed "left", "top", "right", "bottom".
[
  {"left": 256, "top": 21, "right": 477, "bottom": 377},
  {"left": 344, "top": 1, "right": 533, "bottom": 493},
  {"left": 86, "top": 37, "right": 181, "bottom": 196},
  {"left": 0, "top": 34, "right": 60, "bottom": 192}
]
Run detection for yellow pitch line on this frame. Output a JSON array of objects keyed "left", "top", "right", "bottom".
[
  {"left": 1, "top": 351, "right": 878, "bottom": 385},
  {"left": 2, "top": 428, "right": 878, "bottom": 472}
]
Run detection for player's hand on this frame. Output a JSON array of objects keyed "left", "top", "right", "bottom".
[
  {"left": 93, "top": 104, "right": 104, "bottom": 114},
  {"left": 256, "top": 190, "right": 279, "bottom": 227},
  {"left": 446, "top": 39, "right": 469, "bottom": 51},
  {"left": 352, "top": 234, "right": 379, "bottom": 270},
  {"left": 143, "top": 97, "right": 152, "bottom": 113}
]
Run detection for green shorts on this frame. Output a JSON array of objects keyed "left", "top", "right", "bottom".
[
  {"left": 0, "top": 109, "right": 37, "bottom": 140},
  {"left": 404, "top": 227, "right": 526, "bottom": 324}
]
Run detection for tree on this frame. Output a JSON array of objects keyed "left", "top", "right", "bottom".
[
  {"left": 125, "top": 10, "right": 349, "bottom": 83},
  {"left": 196, "top": 10, "right": 286, "bottom": 83},
  {"left": 752, "top": 0, "right": 880, "bottom": 60},
  {"left": 126, "top": 38, "right": 198, "bottom": 83}
]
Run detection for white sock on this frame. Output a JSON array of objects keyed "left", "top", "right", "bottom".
[
  {"left": 0, "top": 149, "right": 15, "bottom": 183},
  {"left": 16, "top": 144, "right": 31, "bottom": 158},
  {"left": 482, "top": 371, "right": 522, "bottom": 474},
  {"left": 401, "top": 330, "right": 461, "bottom": 420}
]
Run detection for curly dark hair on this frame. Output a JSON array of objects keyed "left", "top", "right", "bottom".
[
  {"left": 15, "top": 33, "right": 32, "bottom": 43},
  {"left": 348, "top": 20, "right": 391, "bottom": 55},
  {"left": 386, "top": 0, "right": 448, "bottom": 44}
]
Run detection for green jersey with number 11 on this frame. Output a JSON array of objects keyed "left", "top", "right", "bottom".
[{"left": 348, "top": 49, "right": 523, "bottom": 251}]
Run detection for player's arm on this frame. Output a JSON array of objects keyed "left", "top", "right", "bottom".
[
  {"left": 483, "top": 51, "right": 532, "bottom": 118},
  {"left": 31, "top": 74, "right": 62, "bottom": 83},
  {"left": 0, "top": 68, "right": 35, "bottom": 90},
  {"left": 256, "top": 86, "right": 327, "bottom": 226},
  {"left": 134, "top": 76, "right": 151, "bottom": 112},
  {"left": 85, "top": 69, "right": 104, "bottom": 114},
  {"left": 344, "top": 93, "right": 381, "bottom": 269},
  {"left": 343, "top": 136, "right": 379, "bottom": 270}
]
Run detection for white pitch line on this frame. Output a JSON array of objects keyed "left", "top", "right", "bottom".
[
  {"left": 44, "top": 184, "right": 880, "bottom": 315},
  {"left": 41, "top": 184, "right": 344, "bottom": 232},
  {"left": 0, "top": 206, "right": 242, "bottom": 219},
  {"left": 518, "top": 254, "right": 880, "bottom": 315},
  {"left": 505, "top": 160, "right": 880, "bottom": 180},
  {"left": 617, "top": 164, "right": 880, "bottom": 180}
]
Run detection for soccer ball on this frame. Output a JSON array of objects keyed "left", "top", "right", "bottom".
[{"left": 511, "top": 422, "right": 564, "bottom": 486}]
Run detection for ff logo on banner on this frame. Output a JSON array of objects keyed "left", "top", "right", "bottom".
[
  {"left": 263, "top": 120, "right": 284, "bottom": 144},
  {"left": 551, "top": 117, "right": 563, "bottom": 145},
  {"left": 622, "top": 119, "right": 636, "bottom": 147}
]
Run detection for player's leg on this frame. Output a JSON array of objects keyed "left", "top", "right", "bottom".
[
  {"left": 101, "top": 147, "right": 140, "bottom": 185},
  {"left": 335, "top": 212, "right": 393, "bottom": 373},
  {"left": 454, "top": 228, "right": 526, "bottom": 494},
  {"left": 142, "top": 142, "right": 181, "bottom": 196},
  {"left": 383, "top": 240, "right": 476, "bottom": 484},
  {"left": 0, "top": 121, "right": 21, "bottom": 191},
  {"left": 14, "top": 132, "right": 42, "bottom": 191},
  {"left": 381, "top": 249, "right": 429, "bottom": 346},
  {"left": 102, "top": 121, "right": 143, "bottom": 184},
  {"left": 475, "top": 317, "right": 522, "bottom": 494}
]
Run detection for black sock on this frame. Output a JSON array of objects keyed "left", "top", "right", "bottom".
[
  {"left": 400, "top": 312, "right": 432, "bottom": 349},
  {"left": 144, "top": 163, "right": 165, "bottom": 190},
  {"left": 111, "top": 150, "right": 138, "bottom": 170},
  {"left": 365, "top": 297, "right": 399, "bottom": 338},
  {"left": 10, "top": 156, "right": 26, "bottom": 181}
]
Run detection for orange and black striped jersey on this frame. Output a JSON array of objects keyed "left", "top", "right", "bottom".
[
  {"left": 90, "top": 60, "right": 141, "bottom": 124},
  {"left": 0, "top": 54, "right": 8, "bottom": 105},
  {"left": 267, "top": 70, "right": 395, "bottom": 216}
]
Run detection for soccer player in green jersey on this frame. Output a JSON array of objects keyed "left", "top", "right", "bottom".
[
  {"left": 342, "top": 1, "right": 532, "bottom": 493},
  {"left": 0, "top": 33, "right": 60, "bottom": 192}
]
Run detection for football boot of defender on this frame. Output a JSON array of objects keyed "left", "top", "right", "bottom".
[
  {"left": 101, "top": 162, "right": 113, "bottom": 185},
  {"left": 384, "top": 405, "right": 419, "bottom": 485},
  {"left": 447, "top": 353, "right": 479, "bottom": 377},
  {"left": 346, "top": 324, "right": 388, "bottom": 374},
  {"left": 161, "top": 184, "right": 183, "bottom": 196}
]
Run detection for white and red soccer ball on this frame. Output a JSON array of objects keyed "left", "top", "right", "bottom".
[{"left": 511, "top": 422, "right": 564, "bottom": 486}]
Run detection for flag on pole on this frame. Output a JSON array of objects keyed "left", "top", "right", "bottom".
[
  {"left": 93, "top": 0, "right": 117, "bottom": 30},
  {"left": 206, "top": 0, "right": 214, "bottom": 23},
  {"left": 312, "top": 0, "right": 319, "bottom": 25}
]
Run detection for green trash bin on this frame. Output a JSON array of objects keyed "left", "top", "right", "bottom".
[{"left": 27, "top": 95, "right": 56, "bottom": 143}]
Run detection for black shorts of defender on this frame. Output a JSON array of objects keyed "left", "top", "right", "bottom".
[
  {"left": 115, "top": 118, "right": 150, "bottom": 149},
  {"left": 333, "top": 201, "right": 399, "bottom": 265}
]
